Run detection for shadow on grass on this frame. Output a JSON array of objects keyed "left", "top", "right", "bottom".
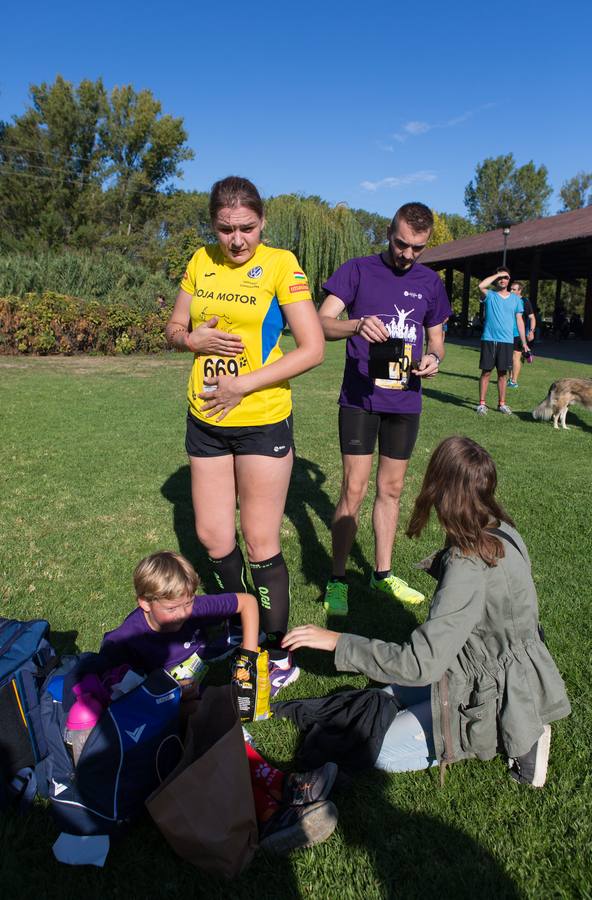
[
  {"left": 511, "top": 410, "right": 592, "bottom": 433},
  {"left": 296, "top": 582, "right": 420, "bottom": 680},
  {"left": 422, "top": 387, "right": 476, "bottom": 411},
  {"left": 2, "top": 767, "right": 519, "bottom": 899},
  {"left": 335, "top": 770, "right": 521, "bottom": 899},
  {"left": 161, "top": 458, "right": 368, "bottom": 595},
  {"left": 439, "top": 370, "right": 480, "bottom": 383},
  {"left": 49, "top": 630, "right": 80, "bottom": 655},
  {"left": 285, "top": 456, "right": 367, "bottom": 593},
  {"left": 161, "top": 465, "right": 218, "bottom": 592}
]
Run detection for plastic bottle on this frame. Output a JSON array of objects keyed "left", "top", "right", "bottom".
[{"left": 65, "top": 692, "right": 104, "bottom": 765}]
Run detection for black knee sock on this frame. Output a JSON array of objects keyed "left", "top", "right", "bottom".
[
  {"left": 209, "top": 544, "right": 248, "bottom": 627},
  {"left": 249, "top": 552, "right": 289, "bottom": 659}
]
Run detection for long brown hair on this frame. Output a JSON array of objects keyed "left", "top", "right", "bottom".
[{"left": 406, "top": 436, "right": 515, "bottom": 566}]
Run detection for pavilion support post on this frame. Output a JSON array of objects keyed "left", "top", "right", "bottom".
[
  {"left": 529, "top": 250, "right": 541, "bottom": 311},
  {"left": 461, "top": 262, "right": 471, "bottom": 336},
  {"left": 584, "top": 270, "right": 592, "bottom": 340},
  {"left": 445, "top": 267, "right": 454, "bottom": 304},
  {"left": 552, "top": 278, "right": 563, "bottom": 326}
]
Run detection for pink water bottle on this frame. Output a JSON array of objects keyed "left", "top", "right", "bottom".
[{"left": 65, "top": 689, "right": 104, "bottom": 765}]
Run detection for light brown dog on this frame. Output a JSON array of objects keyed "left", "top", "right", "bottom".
[{"left": 532, "top": 377, "right": 592, "bottom": 430}]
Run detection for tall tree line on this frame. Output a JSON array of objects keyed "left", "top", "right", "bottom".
[{"left": 1, "top": 76, "right": 589, "bottom": 304}]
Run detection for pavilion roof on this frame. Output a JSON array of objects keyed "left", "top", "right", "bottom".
[{"left": 421, "top": 206, "right": 592, "bottom": 281}]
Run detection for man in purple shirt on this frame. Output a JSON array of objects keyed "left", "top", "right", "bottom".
[{"left": 319, "top": 203, "right": 451, "bottom": 615}]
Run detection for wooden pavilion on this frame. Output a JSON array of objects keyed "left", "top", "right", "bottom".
[{"left": 420, "top": 206, "right": 592, "bottom": 338}]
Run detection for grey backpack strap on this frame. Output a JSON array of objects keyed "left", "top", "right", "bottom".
[
  {"left": 489, "top": 528, "right": 545, "bottom": 642},
  {"left": 489, "top": 527, "right": 525, "bottom": 560}
]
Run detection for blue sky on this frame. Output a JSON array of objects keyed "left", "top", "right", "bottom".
[{"left": 1, "top": 0, "right": 590, "bottom": 219}]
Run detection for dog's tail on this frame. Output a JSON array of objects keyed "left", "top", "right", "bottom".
[{"left": 532, "top": 382, "right": 557, "bottom": 421}]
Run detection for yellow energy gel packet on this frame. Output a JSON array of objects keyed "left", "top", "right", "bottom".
[{"left": 231, "top": 648, "right": 271, "bottom": 722}]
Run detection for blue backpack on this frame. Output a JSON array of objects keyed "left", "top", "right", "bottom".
[
  {"left": 39, "top": 656, "right": 184, "bottom": 836},
  {"left": 0, "top": 617, "right": 57, "bottom": 809}
]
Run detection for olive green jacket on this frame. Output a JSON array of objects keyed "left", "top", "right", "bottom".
[{"left": 335, "top": 524, "right": 570, "bottom": 764}]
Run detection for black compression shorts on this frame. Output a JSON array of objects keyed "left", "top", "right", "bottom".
[
  {"left": 338, "top": 406, "right": 420, "bottom": 460},
  {"left": 186, "top": 412, "right": 294, "bottom": 458}
]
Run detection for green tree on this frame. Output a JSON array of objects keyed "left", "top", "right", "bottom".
[
  {"left": 265, "top": 195, "right": 370, "bottom": 301},
  {"left": 464, "top": 154, "right": 552, "bottom": 230},
  {"left": 350, "top": 207, "right": 390, "bottom": 252},
  {"left": 0, "top": 76, "right": 106, "bottom": 250},
  {"left": 0, "top": 77, "right": 194, "bottom": 254},
  {"left": 438, "top": 212, "right": 477, "bottom": 240},
  {"left": 558, "top": 171, "right": 592, "bottom": 211},
  {"left": 99, "top": 85, "right": 194, "bottom": 247},
  {"left": 427, "top": 211, "right": 453, "bottom": 248}
]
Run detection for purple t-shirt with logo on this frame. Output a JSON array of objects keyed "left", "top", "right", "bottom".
[
  {"left": 323, "top": 255, "right": 452, "bottom": 414},
  {"left": 100, "top": 593, "right": 238, "bottom": 672}
]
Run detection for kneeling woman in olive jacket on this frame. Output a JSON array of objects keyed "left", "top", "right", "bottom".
[{"left": 283, "top": 436, "right": 570, "bottom": 787}]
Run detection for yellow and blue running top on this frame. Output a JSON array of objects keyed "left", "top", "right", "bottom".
[{"left": 181, "top": 243, "right": 312, "bottom": 427}]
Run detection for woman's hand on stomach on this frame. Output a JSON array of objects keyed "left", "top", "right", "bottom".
[
  {"left": 187, "top": 316, "right": 244, "bottom": 356},
  {"left": 199, "top": 373, "right": 248, "bottom": 422}
]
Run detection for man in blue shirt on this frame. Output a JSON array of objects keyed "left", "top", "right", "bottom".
[{"left": 476, "top": 268, "right": 529, "bottom": 415}]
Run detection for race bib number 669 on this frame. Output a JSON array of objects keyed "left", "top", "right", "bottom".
[{"left": 201, "top": 356, "right": 241, "bottom": 392}]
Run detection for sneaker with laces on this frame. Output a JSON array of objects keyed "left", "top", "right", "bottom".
[
  {"left": 370, "top": 573, "right": 424, "bottom": 604},
  {"left": 283, "top": 762, "right": 338, "bottom": 806},
  {"left": 507, "top": 380, "right": 518, "bottom": 388},
  {"left": 498, "top": 403, "right": 513, "bottom": 415},
  {"left": 509, "top": 724, "right": 551, "bottom": 787},
  {"left": 323, "top": 580, "right": 348, "bottom": 616},
  {"left": 268, "top": 653, "right": 300, "bottom": 698},
  {"left": 259, "top": 800, "right": 338, "bottom": 854},
  {"left": 475, "top": 403, "right": 488, "bottom": 415}
]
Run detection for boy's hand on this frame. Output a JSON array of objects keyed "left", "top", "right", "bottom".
[{"left": 179, "top": 679, "right": 200, "bottom": 701}]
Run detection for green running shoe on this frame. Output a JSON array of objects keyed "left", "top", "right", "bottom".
[
  {"left": 323, "top": 580, "right": 348, "bottom": 616},
  {"left": 370, "top": 573, "right": 424, "bottom": 605}
]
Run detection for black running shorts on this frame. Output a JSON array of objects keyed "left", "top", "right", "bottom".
[
  {"left": 479, "top": 341, "right": 513, "bottom": 373},
  {"left": 338, "top": 406, "right": 420, "bottom": 460},
  {"left": 186, "top": 412, "right": 294, "bottom": 458}
]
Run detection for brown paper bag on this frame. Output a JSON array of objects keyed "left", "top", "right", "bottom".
[{"left": 146, "top": 684, "right": 258, "bottom": 879}]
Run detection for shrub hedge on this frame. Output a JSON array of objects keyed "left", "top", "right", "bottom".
[
  {"left": 0, "top": 250, "right": 176, "bottom": 312},
  {"left": 0, "top": 293, "right": 170, "bottom": 355}
]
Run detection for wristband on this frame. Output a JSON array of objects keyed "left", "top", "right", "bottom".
[
  {"left": 355, "top": 316, "right": 365, "bottom": 334},
  {"left": 428, "top": 352, "right": 441, "bottom": 365}
]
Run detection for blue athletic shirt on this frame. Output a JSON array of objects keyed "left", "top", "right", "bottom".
[{"left": 481, "top": 291, "right": 523, "bottom": 343}]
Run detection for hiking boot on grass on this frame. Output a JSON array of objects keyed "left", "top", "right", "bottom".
[
  {"left": 323, "top": 580, "right": 348, "bottom": 616},
  {"left": 259, "top": 800, "right": 338, "bottom": 854},
  {"left": 283, "top": 762, "right": 338, "bottom": 806},
  {"left": 509, "top": 724, "right": 551, "bottom": 788},
  {"left": 370, "top": 572, "right": 424, "bottom": 605}
]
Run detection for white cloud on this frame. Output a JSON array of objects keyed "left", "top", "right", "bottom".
[
  {"left": 389, "top": 103, "right": 497, "bottom": 144},
  {"left": 360, "top": 170, "right": 437, "bottom": 192},
  {"left": 404, "top": 120, "right": 431, "bottom": 135}
]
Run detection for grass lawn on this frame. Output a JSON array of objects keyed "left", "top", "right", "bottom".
[{"left": 1, "top": 340, "right": 591, "bottom": 899}]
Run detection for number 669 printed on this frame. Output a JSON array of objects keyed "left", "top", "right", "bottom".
[{"left": 203, "top": 356, "right": 240, "bottom": 381}]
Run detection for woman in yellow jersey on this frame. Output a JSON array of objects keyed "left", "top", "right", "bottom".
[{"left": 166, "top": 176, "right": 324, "bottom": 695}]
